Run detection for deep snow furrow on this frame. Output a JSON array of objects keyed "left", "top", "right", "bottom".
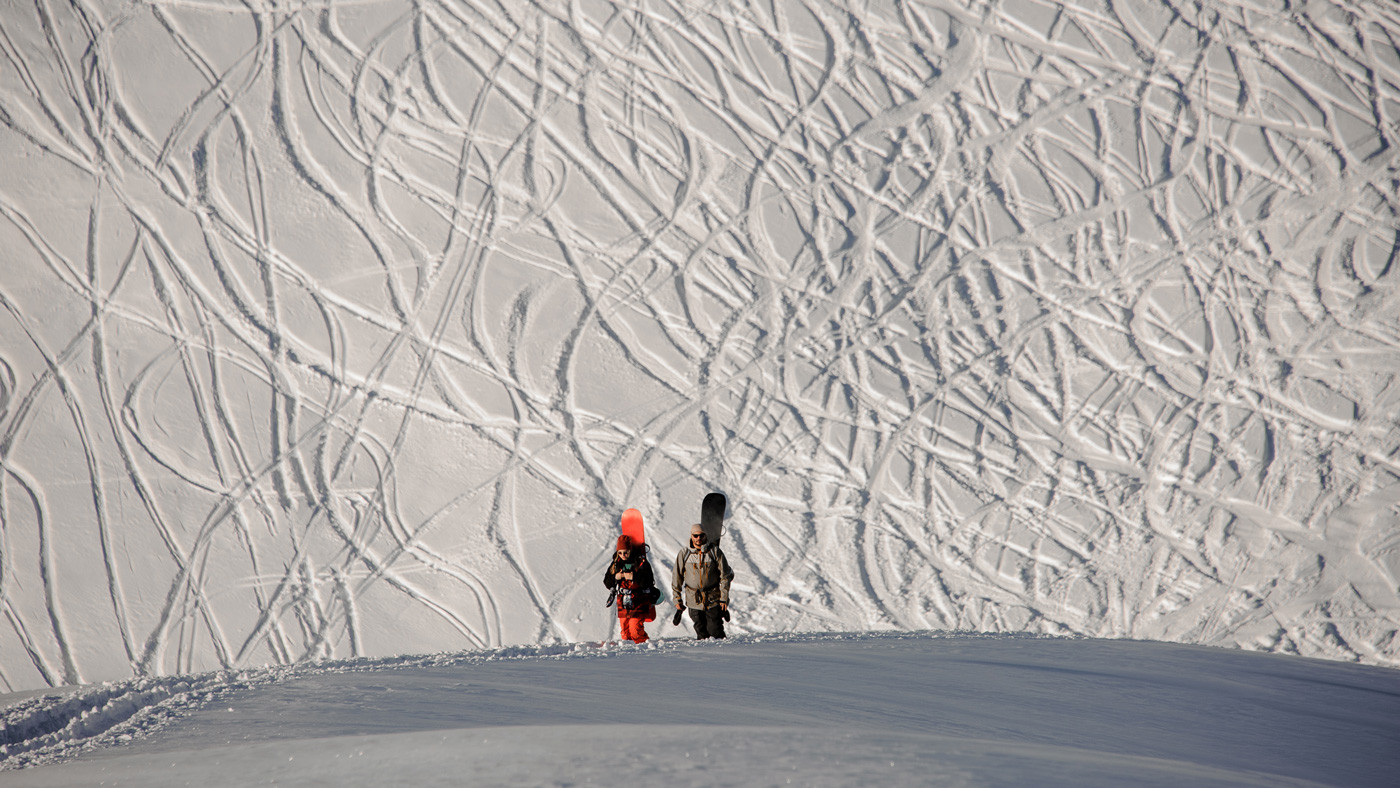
[{"left": 0, "top": 669, "right": 263, "bottom": 769}]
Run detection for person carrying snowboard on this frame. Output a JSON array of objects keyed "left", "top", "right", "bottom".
[
  {"left": 672, "top": 523, "right": 734, "bottom": 639},
  {"left": 604, "top": 534, "right": 658, "bottom": 644}
]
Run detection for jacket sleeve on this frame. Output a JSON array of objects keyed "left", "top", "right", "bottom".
[
  {"left": 671, "top": 549, "right": 686, "bottom": 605},
  {"left": 717, "top": 548, "right": 734, "bottom": 604},
  {"left": 603, "top": 559, "right": 617, "bottom": 589}
]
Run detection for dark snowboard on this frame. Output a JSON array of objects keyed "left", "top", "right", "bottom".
[
  {"left": 701, "top": 492, "right": 726, "bottom": 544},
  {"left": 702, "top": 493, "right": 730, "bottom": 621}
]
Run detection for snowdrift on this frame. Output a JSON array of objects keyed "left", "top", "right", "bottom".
[{"left": 4, "top": 633, "right": 1399, "bottom": 786}]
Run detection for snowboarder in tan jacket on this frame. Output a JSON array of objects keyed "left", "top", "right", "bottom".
[{"left": 672, "top": 523, "right": 733, "bottom": 639}]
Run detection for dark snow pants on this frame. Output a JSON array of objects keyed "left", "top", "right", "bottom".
[{"left": 688, "top": 606, "right": 726, "bottom": 639}]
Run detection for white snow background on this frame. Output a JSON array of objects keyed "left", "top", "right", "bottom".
[{"left": 2, "top": 0, "right": 1400, "bottom": 782}]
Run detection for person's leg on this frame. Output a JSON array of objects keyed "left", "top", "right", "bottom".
[
  {"left": 706, "top": 606, "right": 726, "bottom": 639},
  {"left": 623, "top": 615, "right": 648, "bottom": 643},
  {"left": 688, "top": 607, "right": 711, "bottom": 639}
]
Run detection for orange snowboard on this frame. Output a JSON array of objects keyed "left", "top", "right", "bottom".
[{"left": 621, "top": 508, "right": 645, "bottom": 546}]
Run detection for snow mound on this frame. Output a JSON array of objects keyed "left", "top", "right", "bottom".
[{"left": 5, "top": 632, "right": 1399, "bottom": 786}]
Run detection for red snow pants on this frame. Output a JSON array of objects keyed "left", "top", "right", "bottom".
[{"left": 619, "top": 612, "right": 649, "bottom": 643}]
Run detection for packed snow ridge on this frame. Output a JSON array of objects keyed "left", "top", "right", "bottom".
[
  {"left": 3, "top": 632, "right": 1400, "bottom": 787},
  {"left": 2, "top": 0, "right": 1400, "bottom": 694}
]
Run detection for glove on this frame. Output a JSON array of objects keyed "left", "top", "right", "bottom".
[{"left": 671, "top": 608, "right": 684, "bottom": 626}]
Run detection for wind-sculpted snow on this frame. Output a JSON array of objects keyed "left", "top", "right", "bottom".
[
  {"left": 0, "top": 669, "right": 261, "bottom": 767},
  {"left": 0, "top": 639, "right": 615, "bottom": 768},
  {"left": 1, "top": 0, "right": 1398, "bottom": 689}
]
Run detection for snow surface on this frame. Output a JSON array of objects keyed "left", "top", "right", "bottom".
[
  {"left": 3, "top": 0, "right": 1400, "bottom": 706},
  {"left": 3, "top": 632, "right": 1400, "bottom": 786}
]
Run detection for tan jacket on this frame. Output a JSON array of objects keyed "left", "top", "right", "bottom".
[{"left": 671, "top": 544, "right": 733, "bottom": 608}]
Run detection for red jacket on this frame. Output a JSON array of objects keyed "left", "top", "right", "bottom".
[{"left": 604, "top": 547, "right": 658, "bottom": 621}]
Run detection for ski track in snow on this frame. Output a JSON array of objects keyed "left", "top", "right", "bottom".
[
  {"left": 1, "top": 0, "right": 1399, "bottom": 691},
  {"left": 0, "top": 638, "right": 668, "bottom": 769}
]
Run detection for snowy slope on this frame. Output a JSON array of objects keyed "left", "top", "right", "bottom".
[
  {"left": 2, "top": 0, "right": 1400, "bottom": 693},
  {"left": 4, "top": 633, "right": 1400, "bottom": 786}
]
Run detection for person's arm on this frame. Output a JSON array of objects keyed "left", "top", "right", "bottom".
[
  {"left": 717, "top": 548, "right": 734, "bottom": 606},
  {"left": 639, "top": 560, "right": 658, "bottom": 601},
  {"left": 671, "top": 549, "right": 686, "bottom": 608},
  {"left": 604, "top": 558, "right": 618, "bottom": 589}
]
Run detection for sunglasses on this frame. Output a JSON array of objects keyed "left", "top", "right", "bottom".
[{"left": 691, "top": 533, "right": 707, "bottom": 541}]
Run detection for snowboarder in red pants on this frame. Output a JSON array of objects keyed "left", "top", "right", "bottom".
[{"left": 604, "top": 535, "right": 658, "bottom": 643}]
